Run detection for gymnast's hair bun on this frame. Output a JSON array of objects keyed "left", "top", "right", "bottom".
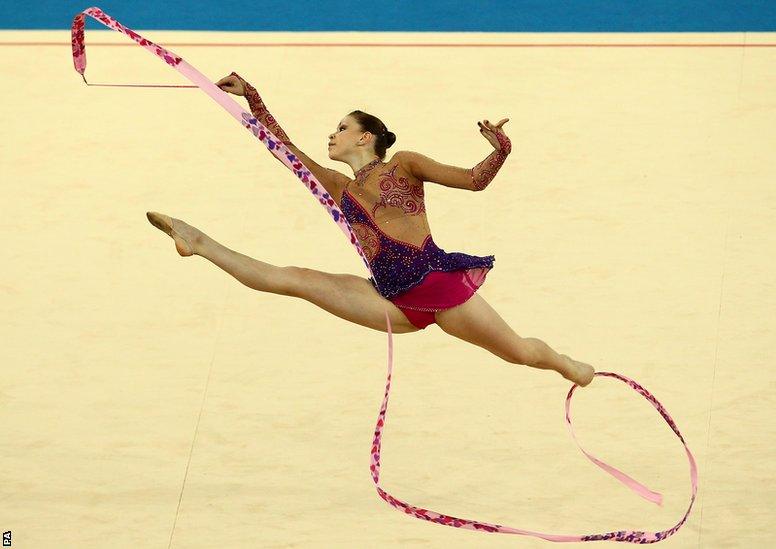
[
  {"left": 385, "top": 131, "right": 396, "bottom": 148},
  {"left": 347, "top": 110, "right": 394, "bottom": 159}
]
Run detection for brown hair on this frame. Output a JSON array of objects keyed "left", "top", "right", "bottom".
[{"left": 349, "top": 110, "right": 396, "bottom": 160}]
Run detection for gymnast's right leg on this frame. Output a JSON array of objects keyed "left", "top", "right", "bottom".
[{"left": 146, "top": 212, "right": 420, "bottom": 334}]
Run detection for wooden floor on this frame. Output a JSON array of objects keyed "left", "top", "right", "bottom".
[{"left": 1, "top": 29, "right": 774, "bottom": 548}]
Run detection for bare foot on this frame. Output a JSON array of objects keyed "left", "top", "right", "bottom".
[
  {"left": 560, "top": 354, "right": 595, "bottom": 387},
  {"left": 146, "top": 211, "right": 204, "bottom": 257}
]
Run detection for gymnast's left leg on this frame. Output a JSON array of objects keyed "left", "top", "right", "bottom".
[{"left": 434, "top": 293, "right": 595, "bottom": 386}]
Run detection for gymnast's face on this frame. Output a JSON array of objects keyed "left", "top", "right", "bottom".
[{"left": 327, "top": 115, "right": 373, "bottom": 161}]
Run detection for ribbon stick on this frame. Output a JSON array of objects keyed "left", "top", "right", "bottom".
[{"left": 72, "top": 7, "right": 698, "bottom": 543}]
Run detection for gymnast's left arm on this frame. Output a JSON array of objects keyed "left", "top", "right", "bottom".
[
  {"left": 397, "top": 118, "right": 512, "bottom": 192},
  {"left": 222, "top": 72, "right": 350, "bottom": 195}
]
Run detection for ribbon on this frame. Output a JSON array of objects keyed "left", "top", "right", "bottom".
[
  {"left": 72, "top": 7, "right": 698, "bottom": 543},
  {"left": 70, "top": 7, "right": 376, "bottom": 284},
  {"left": 376, "top": 309, "right": 699, "bottom": 542}
]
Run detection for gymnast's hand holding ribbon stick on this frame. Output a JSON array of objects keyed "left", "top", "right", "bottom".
[
  {"left": 215, "top": 74, "right": 246, "bottom": 96},
  {"left": 72, "top": 7, "right": 698, "bottom": 543}
]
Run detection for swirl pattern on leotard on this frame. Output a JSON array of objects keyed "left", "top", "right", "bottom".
[
  {"left": 372, "top": 165, "right": 426, "bottom": 216},
  {"left": 350, "top": 222, "right": 382, "bottom": 263}
]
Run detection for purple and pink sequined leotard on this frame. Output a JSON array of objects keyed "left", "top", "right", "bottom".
[
  {"left": 338, "top": 140, "right": 511, "bottom": 302},
  {"left": 339, "top": 173, "right": 496, "bottom": 299}
]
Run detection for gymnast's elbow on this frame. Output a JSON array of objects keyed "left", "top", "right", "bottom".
[{"left": 470, "top": 178, "right": 492, "bottom": 192}]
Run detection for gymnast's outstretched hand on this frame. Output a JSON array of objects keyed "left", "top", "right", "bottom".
[
  {"left": 478, "top": 118, "right": 511, "bottom": 153},
  {"left": 215, "top": 74, "right": 247, "bottom": 96}
]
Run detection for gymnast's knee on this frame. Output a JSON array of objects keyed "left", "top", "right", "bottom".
[{"left": 278, "top": 265, "right": 313, "bottom": 298}]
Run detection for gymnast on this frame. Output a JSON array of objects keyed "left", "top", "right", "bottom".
[{"left": 146, "top": 72, "right": 595, "bottom": 387}]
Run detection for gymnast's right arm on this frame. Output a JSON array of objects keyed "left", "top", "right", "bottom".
[{"left": 222, "top": 72, "right": 350, "bottom": 197}]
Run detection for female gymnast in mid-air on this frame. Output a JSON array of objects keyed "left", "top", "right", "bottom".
[{"left": 146, "top": 72, "right": 595, "bottom": 387}]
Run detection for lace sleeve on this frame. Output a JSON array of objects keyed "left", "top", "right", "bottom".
[
  {"left": 230, "top": 71, "right": 290, "bottom": 143},
  {"left": 229, "top": 72, "right": 350, "bottom": 196},
  {"left": 471, "top": 132, "right": 512, "bottom": 191}
]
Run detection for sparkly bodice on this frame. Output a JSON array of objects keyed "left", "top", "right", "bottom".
[{"left": 340, "top": 187, "right": 495, "bottom": 298}]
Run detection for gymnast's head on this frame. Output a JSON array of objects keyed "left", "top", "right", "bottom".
[{"left": 328, "top": 110, "right": 397, "bottom": 163}]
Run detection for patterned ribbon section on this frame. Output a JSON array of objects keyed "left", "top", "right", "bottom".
[
  {"left": 374, "top": 312, "right": 698, "bottom": 543},
  {"left": 71, "top": 7, "right": 698, "bottom": 542}
]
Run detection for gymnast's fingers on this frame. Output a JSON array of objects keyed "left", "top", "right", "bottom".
[
  {"left": 479, "top": 121, "right": 496, "bottom": 135},
  {"left": 486, "top": 119, "right": 506, "bottom": 131},
  {"left": 479, "top": 128, "right": 499, "bottom": 148},
  {"left": 479, "top": 122, "right": 495, "bottom": 135}
]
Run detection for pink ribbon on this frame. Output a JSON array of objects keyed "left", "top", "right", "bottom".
[
  {"left": 374, "top": 311, "right": 698, "bottom": 542},
  {"left": 71, "top": 7, "right": 376, "bottom": 283},
  {"left": 72, "top": 7, "right": 698, "bottom": 542}
]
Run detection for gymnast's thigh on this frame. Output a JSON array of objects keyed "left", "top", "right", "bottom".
[{"left": 284, "top": 266, "right": 420, "bottom": 334}]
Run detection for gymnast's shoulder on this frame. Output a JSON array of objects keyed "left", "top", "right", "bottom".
[{"left": 391, "top": 150, "right": 424, "bottom": 177}]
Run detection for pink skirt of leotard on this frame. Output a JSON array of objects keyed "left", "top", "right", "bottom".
[{"left": 388, "top": 267, "right": 492, "bottom": 330}]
